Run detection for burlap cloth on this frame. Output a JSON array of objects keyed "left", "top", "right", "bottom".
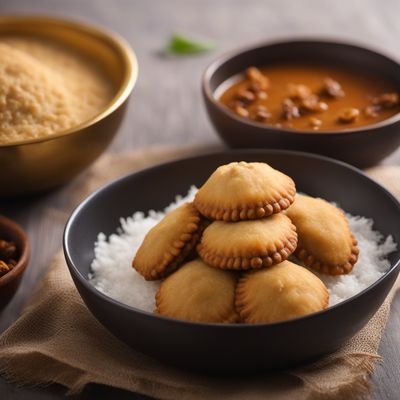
[{"left": 0, "top": 146, "right": 399, "bottom": 399}]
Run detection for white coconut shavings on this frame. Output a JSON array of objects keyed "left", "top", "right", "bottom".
[{"left": 89, "top": 187, "right": 397, "bottom": 311}]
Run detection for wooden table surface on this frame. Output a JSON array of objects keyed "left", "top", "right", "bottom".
[{"left": 1, "top": 0, "right": 400, "bottom": 399}]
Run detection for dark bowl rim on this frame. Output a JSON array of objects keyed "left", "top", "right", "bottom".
[
  {"left": 202, "top": 37, "right": 400, "bottom": 136},
  {"left": 0, "top": 214, "right": 31, "bottom": 286},
  {"left": 63, "top": 149, "right": 400, "bottom": 329},
  {"left": 0, "top": 14, "right": 138, "bottom": 148}
]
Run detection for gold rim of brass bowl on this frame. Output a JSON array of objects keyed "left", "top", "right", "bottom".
[
  {"left": 0, "top": 15, "right": 138, "bottom": 196},
  {"left": 0, "top": 15, "right": 138, "bottom": 147}
]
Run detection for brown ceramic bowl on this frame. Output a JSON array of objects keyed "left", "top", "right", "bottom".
[
  {"left": 0, "top": 15, "right": 138, "bottom": 197},
  {"left": 202, "top": 39, "right": 400, "bottom": 168},
  {"left": 0, "top": 215, "right": 30, "bottom": 309}
]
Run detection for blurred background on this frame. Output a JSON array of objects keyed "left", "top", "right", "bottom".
[{"left": 2, "top": 0, "right": 399, "bottom": 162}]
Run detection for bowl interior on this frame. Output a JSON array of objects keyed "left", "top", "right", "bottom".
[
  {"left": 0, "top": 16, "right": 134, "bottom": 91},
  {"left": 66, "top": 150, "right": 400, "bottom": 303},
  {"left": 0, "top": 16, "right": 137, "bottom": 150},
  {"left": 208, "top": 40, "right": 400, "bottom": 98},
  {"left": 205, "top": 40, "right": 400, "bottom": 132}
]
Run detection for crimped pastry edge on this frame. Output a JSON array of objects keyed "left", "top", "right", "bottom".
[
  {"left": 295, "top": 234, "right": 359, "bottom": 276},
  {"left": 287, "top": 195, "right": 359, "bottom": 275},
  {"left": 235, "top": 270, "right": 330, "bottom": 324},
  {"left": 197, "top": 229, "right": 298, "bottom": 271},
  {"left": 132, "top": 204, "right": 208, "bottom": 281},
  {"left": 193, "top": 187, "right": 296, "bottom": 221}
]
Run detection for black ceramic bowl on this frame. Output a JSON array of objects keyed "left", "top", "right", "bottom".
[
  {"left": 64, "top": 150, "right": 400, "bottom": 373},
  {"left": 202, "top": 40, "right": 400, "bottom": 168}
]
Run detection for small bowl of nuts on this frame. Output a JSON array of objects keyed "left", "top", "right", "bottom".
[
  {"left": 0, "top": 215, "right": 30, "bottom": 309},
  {"left": 202, "top": 39, "right": 400, "bottom": 167}
]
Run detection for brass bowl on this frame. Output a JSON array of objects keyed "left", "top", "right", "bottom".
[{"left": 0, "top": 16, "right": 138, "bottom": 196}]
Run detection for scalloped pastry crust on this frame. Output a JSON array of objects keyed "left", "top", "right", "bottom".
[
  {"left": 236, "top": 260, "right": 329, "bottom": 323},
  {"left": 194, "top": 161, "right": 296, "bottom": 221},
  {"left": 197, "top": 213, "right": 297, "bottom": 270},
  {"left": 286, "top": 194, "right": 359, "bottom": 275},
  {"left": 132, "top": 202, "right": 206, "bottom": 280}
]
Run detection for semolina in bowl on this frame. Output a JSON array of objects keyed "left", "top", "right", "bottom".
[{"left": 0, "top": 15, "right": 138, "bottom": 196}]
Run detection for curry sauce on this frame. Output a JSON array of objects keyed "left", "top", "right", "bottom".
[{"left": 219, "top": 64, "right": 399, "bottom": 131}]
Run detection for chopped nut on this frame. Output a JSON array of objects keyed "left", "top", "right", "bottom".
[
  {"left": 256, "top": 90, "right": 268, "bottom": 100},
  {"left": 316, "top": 101, "right": 329, "bottom": 112},
  {"left": 0, "top": 239, "right": 17, "bottom": 260},
  {"left": 372, "top": 93, "right": 399, "bottom": 109},
  {"left": 234, "top": 105, "right": 249, "bottom": 118},
  {"left": 288, "top": 83, "right": 312, "bottom": 100},
  {"left": 321, "top": 77, "right": 345, "bottom": 98},
  {"left": 309, "top": 116, "right": 322, "bottom": 129},
  {"left": 364, "top": 105, "right": 380, "bottom": 118},
  {"left": 299, "top": 94, "right": 319, "bottom": 112},
  {"left": 299, "top": 95, "right": 328, "bottom": 114},
  {"left": 0, "top": 260, "right": 12, "bottom": 276},
  {"left": 338, "top": 107, "right": 360, "bottom": 123},
  {"left": 253, "top": 105, "right": 271, "bottom": 122},
  {"left": 247, "top": 82, "right": 262, "bottom": 93},
  {"left": 282, "top": 98, "right": 300, "bottom": 120},
  {"left": 228, "top": 99, "right": 242, "bottom": 109},
  {"left": 246, "top": 67, "right": 270, "bottom": 91},
  {"left": 236, "top": 88, "right": 256, "bottom": 104}
]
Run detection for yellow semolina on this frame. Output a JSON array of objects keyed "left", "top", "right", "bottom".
[{"left": 0, "top": 37, "right": 114, "bottom": 144}]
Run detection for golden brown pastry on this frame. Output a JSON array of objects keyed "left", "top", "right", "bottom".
[
  {"left": 132, "top": 203, "right": 205, "bottom": 280},
  {"left": 155, "top": 259, "right": 238, "bottom": 323},
  {"left": 236, "top": 260, "right": 329, "bottom": 323},
  {"left": 197, "top": 213, "right": 297, "bottom": 270},
  {"left": 193, "top": 161, "right": 296, "bottom": 221},
  {"left": 286, "top": 194, "right": 359, "bottom": 275}
]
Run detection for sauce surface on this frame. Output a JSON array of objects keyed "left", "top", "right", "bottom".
[{"left": 219, "top": 64, "right": 399, "bottom": 132}]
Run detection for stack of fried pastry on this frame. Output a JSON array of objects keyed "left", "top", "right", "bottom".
[{"left": 132, "top": 161, "right": 359, "bottom": 324}]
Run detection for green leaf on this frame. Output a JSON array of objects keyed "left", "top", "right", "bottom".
[{"left": 166, "top": 33, "right": 216, "bottom": 55}]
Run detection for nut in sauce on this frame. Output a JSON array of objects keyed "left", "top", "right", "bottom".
[
  {"left": 309, "top": 116, "right": 322, "bottom": 129},
  {"left": 282, "top": 99, "right": 300, "bottom": 120},
  {"left": 338, "top": 107, "right": 360, "bottom": 124},
  {"left": 372, "top": 93, "right": 399, "bottom": 109},
  {"left": 0, "top": 239, "right": 18, "bottom": 277},
  {"left": 253, "top": 105, "right": 271, "bottom": 122},
  {"left": 288, "top": 83, "right": 312, "bottom": 100},
  {"left": 246, "top": 67, "right": 270, "bottom": 91},
  {"left": 236, "top": 89, "right": 256, "bottom": 105},
  {"left": 321, "top": 77, "right": 345, "bottom": 99},
  {"left": 220, "top": 64, "right": 400, "bottom": 131},
  {"left": 299, "top": 95, "right": 328, "bottom": 114}
]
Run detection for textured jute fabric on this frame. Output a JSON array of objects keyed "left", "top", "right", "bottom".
[{"left": 0, "top": 147, "right": 399, "bottom": 399}]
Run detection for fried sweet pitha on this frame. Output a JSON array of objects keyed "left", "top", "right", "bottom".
[
  {"left": 286, "top": 194, "right": 359, "bottom": 275},
  {"left": 236, "top": 260, "right": 329, "bottom": 323},
  {"left": 193, "top": 161, "right": 296, "bottom": 221},
  {"left": 132, "top": 202, "right": 205, "bottom": 280},
  {"left": 198, "top": 213, "right": 297, "bottom": 270},
  {"left": 155, "top": 259, "right": 238, "bottom": 323}
]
